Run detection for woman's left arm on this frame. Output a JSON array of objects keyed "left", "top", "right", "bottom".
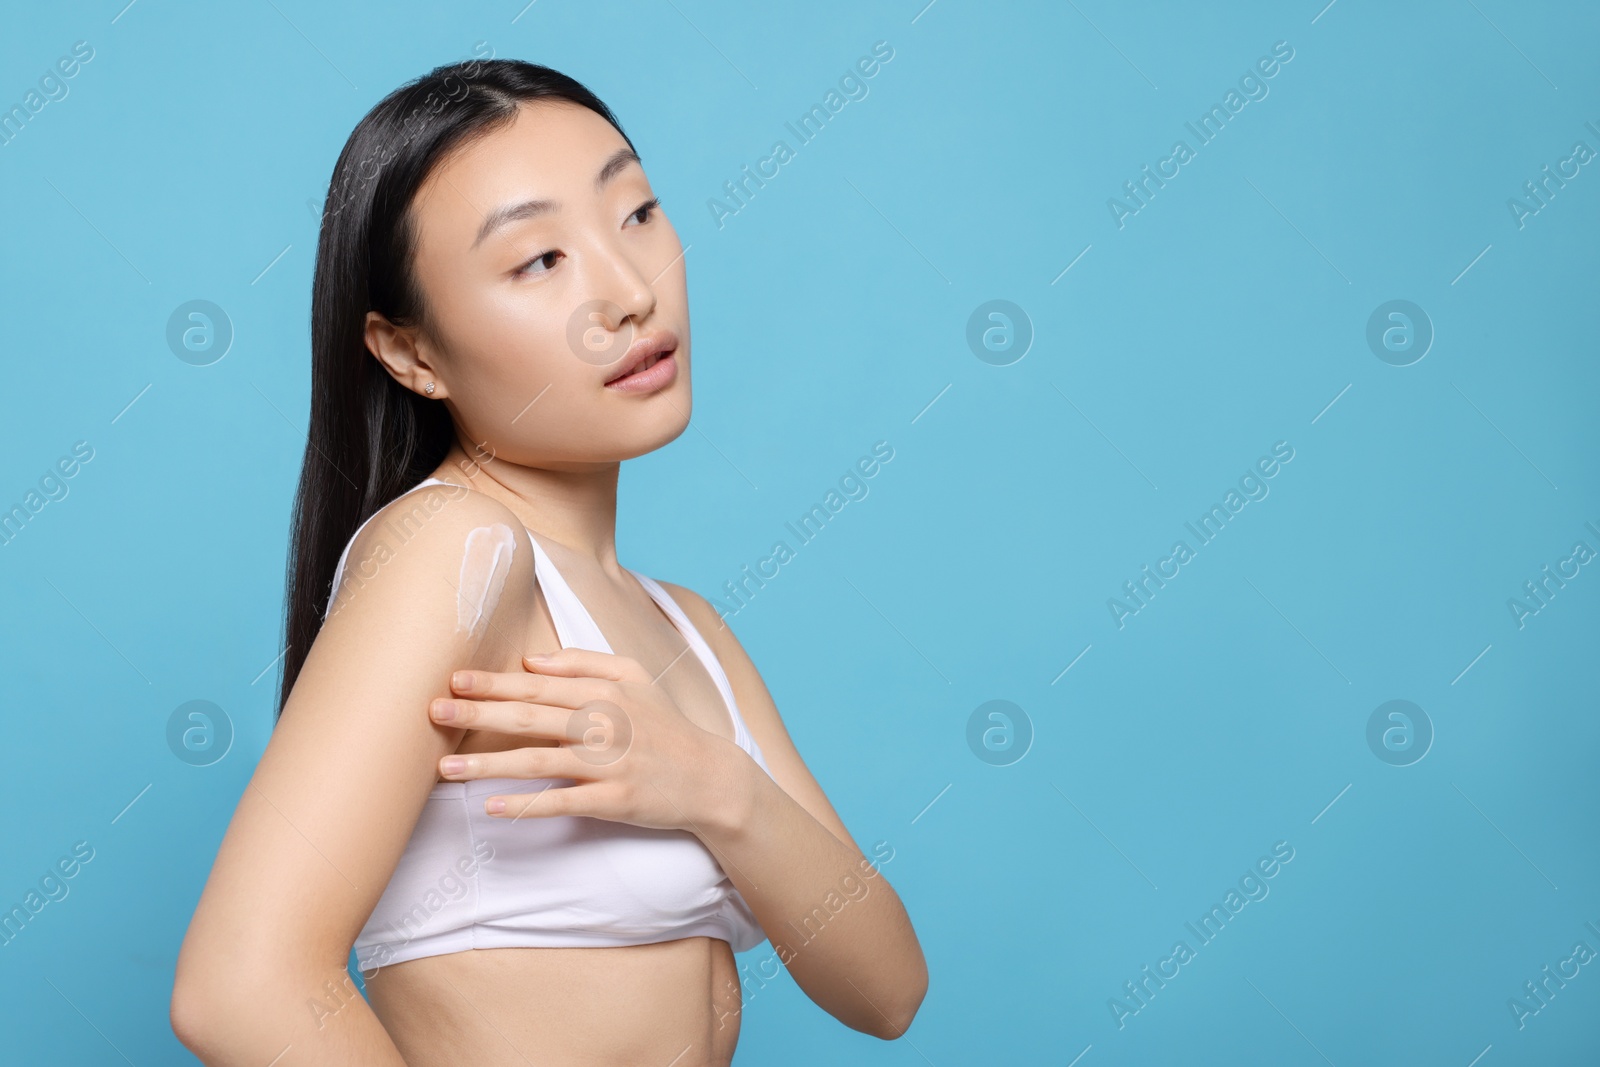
[{"left": 662, "top": 583, "right": 928, "bottom": 1041}]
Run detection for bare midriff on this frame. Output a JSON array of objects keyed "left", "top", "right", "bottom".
[{"left": 364, "top": 934, "right": 742, "bottom": 1066}]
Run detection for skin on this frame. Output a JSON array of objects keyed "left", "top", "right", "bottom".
[{"left": 171, "top": 99, "right": 926, "bottom": 1065}]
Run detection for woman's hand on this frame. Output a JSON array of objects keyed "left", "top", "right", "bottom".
[{"left": 428, "top": 647, "right": 753, "bottom": 837}]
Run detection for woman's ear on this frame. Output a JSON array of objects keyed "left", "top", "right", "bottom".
[{"left": 364, "top": 309, "right": 446, "bottom": 399}]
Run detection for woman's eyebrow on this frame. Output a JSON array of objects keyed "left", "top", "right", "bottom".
[{"left": 470, "top": 148, "right": 643, "bottom": 250}]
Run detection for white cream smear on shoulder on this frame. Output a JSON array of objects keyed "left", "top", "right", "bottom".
[{"left": 457, "top": 524, "right": 516, "bottom": 639}]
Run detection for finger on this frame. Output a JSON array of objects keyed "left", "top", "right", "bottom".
[
  {"left": 431, "top": 697, "right": 575, "bottom": 737},
  {"left": 522, "top": 647, "right": 649, "bottom": 683},
  {"left": 449, "top": 668, "right": 616, "bottom": 709},
  {"left": 438, "top": 742, "right": 599, "bottom": 783},
  {"left": 487, "top": 781, "right": 614, "bottom": 820}
]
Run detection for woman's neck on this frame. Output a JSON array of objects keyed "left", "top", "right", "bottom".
[{"left": 433, "top": 444, "right": 623, "bottom": 577}]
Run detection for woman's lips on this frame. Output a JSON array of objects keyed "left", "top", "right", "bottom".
[{"left": 603, "top": 349, "right": 677, "bottom": 393}]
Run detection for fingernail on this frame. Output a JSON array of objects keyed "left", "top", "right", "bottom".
[
  {"left": 526, "top": 653, "right": 552, "bottom": 666},
  {"left": 441, "top": 757, "right": 467, "bottom": 775},
  {"left": 452, "top": 671, "right": 474, "bottom": 690},
  {"left": 485, "top": 798, "right": 507, "bottom": 814},
  {"left": 432, "top": 700, "right": 457, "bottom": 721}
]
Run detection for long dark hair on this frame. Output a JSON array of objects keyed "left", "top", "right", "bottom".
[{"left": 277, "top": 56, "right": 636, "bottom": 719}]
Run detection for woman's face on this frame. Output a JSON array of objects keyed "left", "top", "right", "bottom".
[{"left": 374, "top": 99, "right": 691, "bottom": 469}]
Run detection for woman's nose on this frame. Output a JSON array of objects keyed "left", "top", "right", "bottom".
[{"left": 589, "top": 237, "right": 657, "bottom": 325}]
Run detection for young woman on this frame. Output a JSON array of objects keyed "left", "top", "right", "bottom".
[{"left": 170, "top": 58, "right": 926, "bottom": 1065}]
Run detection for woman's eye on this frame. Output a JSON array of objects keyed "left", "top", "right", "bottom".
[
  {"left": 628, "top": 197, "right": 661, "bottom": 226},
  {"left": 515, "top": 200, "right": 657, "bottom": 277},
  {"left": 517, "top": 250, "right": 561, "bottom": 277}
]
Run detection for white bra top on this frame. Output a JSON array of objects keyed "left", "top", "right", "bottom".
[{"left": 323, "top": 477, "right": 771, "bottom": 969}]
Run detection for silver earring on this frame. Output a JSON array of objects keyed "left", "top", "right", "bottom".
[{"left": 424, "top": 382, "right": 436, "bottom": 395}]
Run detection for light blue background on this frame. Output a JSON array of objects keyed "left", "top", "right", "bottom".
[{"left": 1, "top": 0, "right": 1596, "bottom": 1063}]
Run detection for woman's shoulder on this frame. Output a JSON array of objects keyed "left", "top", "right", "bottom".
[
  {"left": 363, "top": 477, "right": 521, "bottom": 542},
  {"left": 653, "top": 579, "right": 746, "bottom": 662},
  {"left": 326, "top": 477, "right": 533, "bottom": 625}
]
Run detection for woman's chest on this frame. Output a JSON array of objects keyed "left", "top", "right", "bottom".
[{"left": 455, "top": 571, "right": 735, "bottom": 759}]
